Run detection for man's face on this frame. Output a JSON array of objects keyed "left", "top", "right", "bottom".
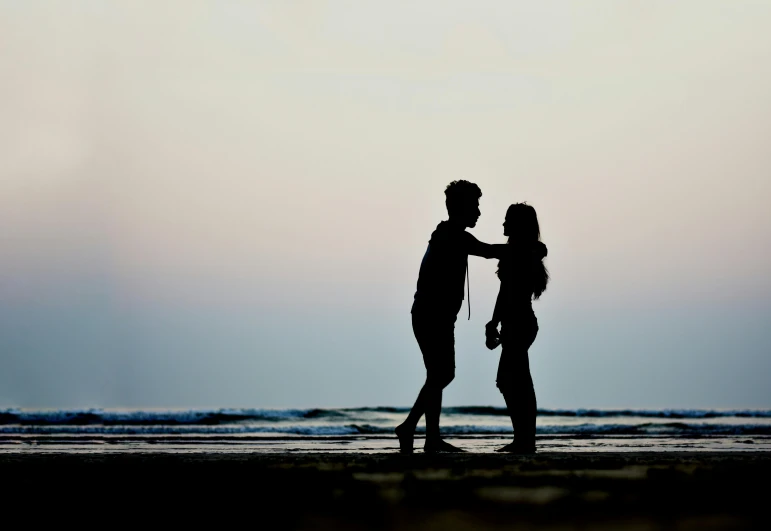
[{"left": 463, "top": 199, "right": 481, "bottom": 228}]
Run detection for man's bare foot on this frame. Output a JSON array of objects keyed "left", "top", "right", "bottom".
[
  {"left": 495, "top": 442, "right": 536, "bottom": 454},
  {"left": 424, "top": 438, "right": 466, "bottom": 453},
  {"left": 395, "top": 424, "right": 414, "bottom": 454}
]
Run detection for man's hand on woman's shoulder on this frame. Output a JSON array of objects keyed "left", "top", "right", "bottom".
[{"left": 534, "top": 241, "right": 548, "bottom": 259}]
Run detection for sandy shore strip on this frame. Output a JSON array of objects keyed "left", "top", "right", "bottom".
[{"left": 3, "top": 451, "right": 768, "bottom": 529}]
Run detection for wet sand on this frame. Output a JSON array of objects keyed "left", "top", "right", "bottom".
[{"left": 2, "top": 451, "right": 769, "bottom": 529}]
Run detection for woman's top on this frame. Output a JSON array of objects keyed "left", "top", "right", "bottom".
[{"left": 497, "top": 241, "right": 547, "bottom": 324}]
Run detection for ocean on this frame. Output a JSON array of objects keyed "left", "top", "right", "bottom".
[{"left": 2, "top": 407, "right": 770, "bottom": 454}]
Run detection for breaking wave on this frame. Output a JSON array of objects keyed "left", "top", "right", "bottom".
[{"left": 2, "top": 407, "right": 769, "bottom": 426}]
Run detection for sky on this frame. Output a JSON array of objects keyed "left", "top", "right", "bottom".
[{"left": 1, "top": 1, "right": 770, "bottom": 410}]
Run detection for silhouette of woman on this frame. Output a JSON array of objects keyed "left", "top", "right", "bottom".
[{"left": 485, "top": 203, "right": 549, "bottom": 453}]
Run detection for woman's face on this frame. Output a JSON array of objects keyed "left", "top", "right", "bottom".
[{"left": 502, "top": 217, "right": 513, "bottom": 237}]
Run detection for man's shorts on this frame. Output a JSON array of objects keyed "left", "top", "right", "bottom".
[{"left": 412, "top": 312, "right": 455, "bottom": 376}]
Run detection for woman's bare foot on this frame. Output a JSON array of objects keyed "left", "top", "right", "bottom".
[
  {"left": 495, "top": 442, "right": 536, "bottom": 454},
  {"left": 395, "top": 424, "right": 414, "bottom": 454},
  {"left": 424, "top": 438, "right": 466, "bottom": 453}
]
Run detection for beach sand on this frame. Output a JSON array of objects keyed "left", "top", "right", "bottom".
[{"left": 3, "top": 451, "right": 768, "bottom": 529}]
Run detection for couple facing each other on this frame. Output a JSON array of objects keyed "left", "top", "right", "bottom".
[{"left": 395, "top": 180, "right": 549, "bottom": 455}]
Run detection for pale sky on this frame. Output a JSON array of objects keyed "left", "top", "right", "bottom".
[{"left": 1, "top": 1, "right": 770, "bottom": 409}]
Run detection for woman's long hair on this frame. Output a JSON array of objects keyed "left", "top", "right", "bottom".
[{"left": 497, "top": 203, "right": 549, "bottom": 299}]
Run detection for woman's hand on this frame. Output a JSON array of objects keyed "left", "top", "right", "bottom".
[{"left": 485, "top": 321, "right": 501, "bottom": 350}]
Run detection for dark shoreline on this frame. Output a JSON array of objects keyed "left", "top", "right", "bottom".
[{"left": 4, "top": 451, "right": 769, "bottom": 529}]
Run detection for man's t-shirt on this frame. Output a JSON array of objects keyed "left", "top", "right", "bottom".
[{"left": 411, "top": 221, "right": 496, "bottom": 319}]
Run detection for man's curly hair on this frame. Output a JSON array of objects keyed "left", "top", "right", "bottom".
[{"left": 444, "top": 180, "right": 482, "bottom": 215}]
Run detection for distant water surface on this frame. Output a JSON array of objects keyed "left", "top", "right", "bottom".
[{"left": 2, "top": 407, "right": 769, "bottom": 454}]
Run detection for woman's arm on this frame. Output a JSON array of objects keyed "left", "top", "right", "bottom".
[
  {"left": 489, "top": 280, "right": 505, "bottom": 329},
  {"left": 485, "top": 279, "right": 505, "bottom": 350}
]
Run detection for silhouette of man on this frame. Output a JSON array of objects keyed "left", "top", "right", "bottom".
[{"left": 396, "top": 180, "right": 508, "bottom": 453}]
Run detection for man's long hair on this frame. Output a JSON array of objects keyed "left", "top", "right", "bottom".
[{"left": 497, "top": 203, "right": 549, "bottom": 300}]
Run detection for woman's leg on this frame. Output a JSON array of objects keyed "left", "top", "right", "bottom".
[
  {"left": 496, "top": 321, "right": 538, "bottom": 452},
  {"left": 512, "top": 352, "right": 536, "bottom": 450}
]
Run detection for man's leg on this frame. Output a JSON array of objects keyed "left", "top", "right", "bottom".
[
  {"left": 421, "top": 317, "right": 464, "bottom": 452},
  {"left": 423, "top": 378, "right": 442, "bottom": 441},
  {"left": 396, "top": 372, "right": 444, "bottom": 453},
  {"left": 395, "top": 314, "right": 434, "bottom": 453},
  {"left": 422, "top": 367, "right": 465, "bottom": 453},
  {"left": 397, "top": 314, "right": 463, "bottom": 453},
  {"left": 398, "top": 381, "right": 431, "bottom": 437}
]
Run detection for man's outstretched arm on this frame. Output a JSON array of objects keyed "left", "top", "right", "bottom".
[
  {"left": 464, "top": 233, "right": 508, "bottom": 259},
  {"left": 466, "top": 233, "right": 548, "bottom": 261}
]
